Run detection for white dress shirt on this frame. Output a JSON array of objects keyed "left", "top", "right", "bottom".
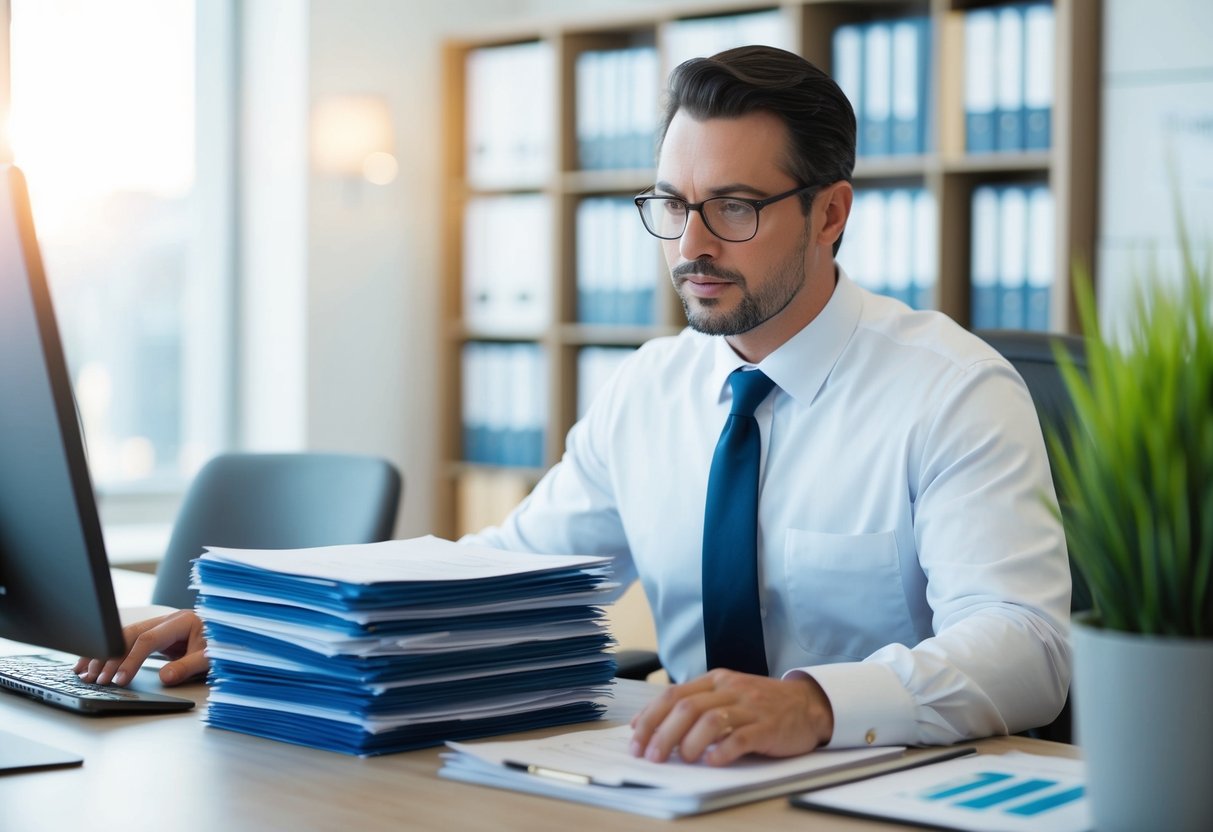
[{"left": 466, "top": 270, "right": 1071, "bottom": 748}]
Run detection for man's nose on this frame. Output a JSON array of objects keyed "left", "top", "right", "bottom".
[{"left": 678, "top": 209, "right": 723, "bottom": 261}]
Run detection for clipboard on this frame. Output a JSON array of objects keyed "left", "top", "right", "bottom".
[{"left": 442, "top": 722, "right": 978, "bottom": 819}]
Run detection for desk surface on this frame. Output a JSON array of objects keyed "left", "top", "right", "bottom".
[{"left": 0, "top": 573, "right": 1081, "bottom": 832}]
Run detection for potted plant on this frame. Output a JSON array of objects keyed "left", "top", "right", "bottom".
[{"left": 1050, "top": 223, "right": 1212, "bottom": 832}]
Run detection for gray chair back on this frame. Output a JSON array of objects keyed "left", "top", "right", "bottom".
[{"left": 151, "top": 452, "right": 402, "bottom": 609}]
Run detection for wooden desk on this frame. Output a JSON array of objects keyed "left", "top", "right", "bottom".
[
  {"left": 0, "top": 572, "right": 1080, "bottom": 831},
  {"left": 0, "top": 678, "right": 1080, "bottom": 832}
]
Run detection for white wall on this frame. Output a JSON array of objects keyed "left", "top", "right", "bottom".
[{"left": 1098, "top": 0, "right": 1213, "bottom": 341}]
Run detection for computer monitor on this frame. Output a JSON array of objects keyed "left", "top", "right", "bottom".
[{"left": 0, "top": 163, "right": 128, "bottom": 686}]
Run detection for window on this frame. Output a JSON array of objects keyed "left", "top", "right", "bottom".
[{"left": 4, "top": 0, "right": 234, "bottom": 497}]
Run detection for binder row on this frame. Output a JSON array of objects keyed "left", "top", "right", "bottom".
[
  {"left": 463, "top": 194, "right": 552, "bottom": 334},
  {"left": 970, "top": 184, "right": 1055, "bottom": 332},
  {"left": 576, "top": 346, "right": 636, "bottom": 419},
  {"left": 576, "top": 197, "right": 661, "bottom": 326},
  {"left": 964, "top": 3, "right": 1054, "bottom": 154},
  {"left": 193, "top": 539, "right": 617, "bottom": 756},
  {"left": 462, "top": 342, "right": 547, "bottom": 468},
  {"left": 663, "top": 9, "right": 789, "bottom": 72},
  {"left": 575, "top": 47, "right": 660, "bottom": 171},
  {"left": 465, "top": 41, "right": 554, "bottom": 188},
  {"left": 842, "top": 187, "right": 937, "bottom": 310},
  {"left": 833, "top": 16, "right": 932, "bottom": 158}
]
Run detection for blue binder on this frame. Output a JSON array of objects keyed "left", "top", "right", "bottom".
[
  {"left": 995, "top": 5, "right": 1026, "bottom": 152},
  {"left": 862, "top": 22, "right": 892, "bottom": 156},
  {"left": 970, "top": 185, "right": 1000, "bottom": 329},
  {"left": 890, "top": 17, "right": 930, "bottom": 156},
  {"left": 964, "top": 10, "right": 998, "bottom": 153},
  {"left": 1023, "top": 4, "right": 1054, "bottom": 151},
  {"left": 833, "top": 23, "right": 865, "bottom": 153},
  {"left": 996, "top": 186, "right": 1028, "bottom": 329}
]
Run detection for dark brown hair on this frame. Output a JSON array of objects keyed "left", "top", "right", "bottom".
[{"left": 659, "top": 45, "right": 856, "bottom": 252}]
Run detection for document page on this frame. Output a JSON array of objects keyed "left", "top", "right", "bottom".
[
  {"left": 441, "top": 724, "right": 904, "bottom": 817},
  {"left": 449, "top": 723, "right": 900, "bottom": 790}
]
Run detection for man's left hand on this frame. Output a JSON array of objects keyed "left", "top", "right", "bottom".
[{"left": 628, "top": 668, "right": 835, "bottom": 766}]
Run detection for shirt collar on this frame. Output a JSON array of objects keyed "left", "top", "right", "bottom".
[{"left": 706, "top": 266, "right": 863, "bottom": 406}]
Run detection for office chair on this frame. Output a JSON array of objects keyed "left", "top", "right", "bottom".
[
  {"left": 976, "top": 328, "right": 1090, "bottom": 744},
  {"left": 151, "top": 452, "right": 403, "bottom": 610}
]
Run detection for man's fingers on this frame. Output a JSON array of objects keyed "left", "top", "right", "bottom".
[
  {"left": 160, "top": 650, "right": 209, "bottom": 686},
  {"left": 628, "top": 676, "right": 716, "bottom": 756},
  {"left": 72, "top": 611, "right": 205, "bottom": 687},
  {"left": 77, "top": 657, "right": 115, "bottom": 684},
  {"left": 111, "top": 611, "right": 204, "bottom": 686},
  {"left": 629, "top": 671, "right": 833, "bottom": 765},
  {"left": 673, "top": 705, "right": 756, "bottom": 764},
  {"left": 702, "top": 722, "right": 760, "bottom": 766},
  {"left": 638, "top": 691, "right": 731, "bottom": 763}
]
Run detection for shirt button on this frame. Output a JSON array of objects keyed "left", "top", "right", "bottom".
[{"left": 865, "top": 729, "right": 877, "bottom": 745}]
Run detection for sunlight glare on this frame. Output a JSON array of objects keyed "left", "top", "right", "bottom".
[{"left": 9, "top": 0, "right": 195, "bottom": 240}]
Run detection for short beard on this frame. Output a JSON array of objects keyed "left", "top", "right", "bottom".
[{"left": 672, "top": 233, "right": 809, "bottom": 337}]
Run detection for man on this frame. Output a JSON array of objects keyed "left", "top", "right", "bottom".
[{"left": 79, "top": 46, "right": 1071, "bottom": 767}]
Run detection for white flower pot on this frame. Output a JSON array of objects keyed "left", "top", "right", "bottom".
[{"left": 1071, "top": 618, "right": 1213, "bottom": 832}]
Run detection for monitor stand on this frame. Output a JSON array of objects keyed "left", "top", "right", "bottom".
[{"left": 0, "top": 728, "right": 83, "bottom": 774}]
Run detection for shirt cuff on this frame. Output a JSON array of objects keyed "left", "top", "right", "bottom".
[{"left": 783, "top": 661, "right": 917, "bottom": 749}]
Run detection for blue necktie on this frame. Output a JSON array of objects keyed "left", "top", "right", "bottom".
[{"left": 702, "top": 368, "right": 776, "bottom": 675}]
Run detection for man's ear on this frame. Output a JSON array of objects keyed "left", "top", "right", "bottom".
[{"left": 815, "top": 180, "right": 854, "bottom": 249}]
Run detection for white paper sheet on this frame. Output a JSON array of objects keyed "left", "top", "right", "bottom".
[
  {"left": 200, "top": 535, "right": 611, "bottom": 584},
  {"left": 447, "top": 724, "right": 901, "bottom": 791}
]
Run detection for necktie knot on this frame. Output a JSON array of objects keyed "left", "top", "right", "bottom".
[{"left": 728, "top": 369, "right": 776, "bottom": 417}]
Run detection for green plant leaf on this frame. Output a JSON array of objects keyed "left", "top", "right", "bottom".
[{"left": 1048, "top": 223, "right": 1213, "bottom": 638}]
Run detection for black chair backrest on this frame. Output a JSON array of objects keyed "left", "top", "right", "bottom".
[{"left": 151, "top": 452, "right": 403, "bottom": 609}]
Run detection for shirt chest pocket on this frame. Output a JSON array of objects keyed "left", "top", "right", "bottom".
[{"left": 782, "top": 529, "right": 915, "bottom": 660}]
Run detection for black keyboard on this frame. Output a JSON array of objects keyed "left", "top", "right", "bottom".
[{"left": 0, "top": 654, "right": 195, "bottom": 715}]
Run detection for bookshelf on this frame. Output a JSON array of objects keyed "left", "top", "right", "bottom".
[{"left": 437, "top": 0, "right": 1100, "bottom": 541}]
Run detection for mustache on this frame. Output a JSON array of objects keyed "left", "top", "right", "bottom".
[{"left": 671, "top": 259, "right": 745, "bottom": 284}]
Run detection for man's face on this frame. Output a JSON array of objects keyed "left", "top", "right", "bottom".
[{"left": 655, "top": 110, "right": 813, "bottom": 339}]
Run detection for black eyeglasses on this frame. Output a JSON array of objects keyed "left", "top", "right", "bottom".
[{"left": 634, "top": 184, "right": 820, "bottom": 243}]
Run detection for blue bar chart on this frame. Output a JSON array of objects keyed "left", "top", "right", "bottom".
[
  {"left": 922, "top": 769, "right": 1086, "bottom": 817},
  {"left": 799, "top": 751, "right": 1091, "bottom": 832}
]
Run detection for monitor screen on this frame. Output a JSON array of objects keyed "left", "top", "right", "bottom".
[{"left": 0, "top": 164, "right": 126, "bottom": 659}]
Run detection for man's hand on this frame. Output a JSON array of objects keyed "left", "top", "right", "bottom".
[
  {"left": 73, "top": 610, "right": 209, "bottom": 687},
  {"left": 628, "top": 668, "right": 834, "bottom": 766}
]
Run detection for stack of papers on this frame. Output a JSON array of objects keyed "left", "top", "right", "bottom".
[
  {"left": 440, "top": 723, "right": 913, "bottom": 819},
  {"left": 191, "top": 536, "right": 618, "bottom": 755}
]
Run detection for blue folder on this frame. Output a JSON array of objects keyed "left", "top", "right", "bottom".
[{"left": 205, "top": 700, "right": 608, "bottom": 756}]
